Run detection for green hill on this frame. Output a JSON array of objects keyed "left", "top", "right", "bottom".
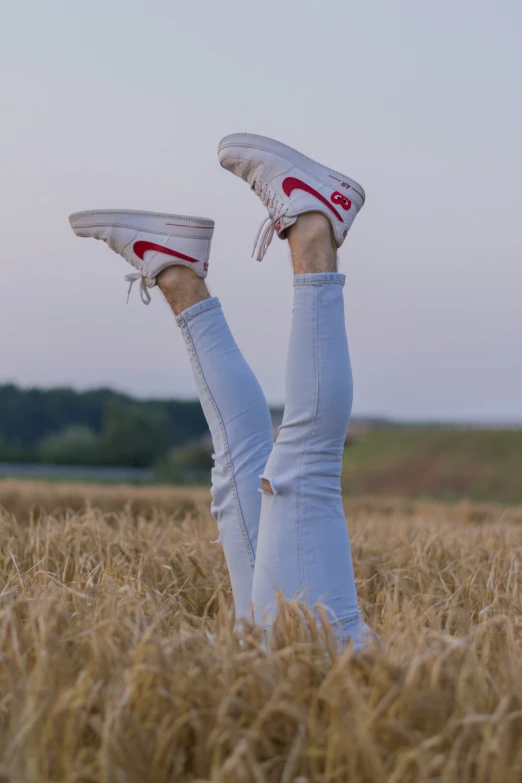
[{"left": 342, "top": 426, "right": 522, "bottom": 504}]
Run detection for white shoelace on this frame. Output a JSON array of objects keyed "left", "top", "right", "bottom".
[
  {"left": 125, "top": 272, "right": 152, "bottom": 305},
  {"left": 251, "top": 179, "right": 288, "bottom": 261}
]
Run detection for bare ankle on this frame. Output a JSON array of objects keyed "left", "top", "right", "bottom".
[
  {"left": 287, "top": 213, "right": 338, "bottom": 275},
  {"left": 157, "top": 266, "right": 210, "bottom": 316}
]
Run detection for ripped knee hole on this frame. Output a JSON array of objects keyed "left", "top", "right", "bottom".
[{"left": 260, "top": 477, "right": 275, "bottom": 495}]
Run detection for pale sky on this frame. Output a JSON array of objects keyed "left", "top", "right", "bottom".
[{"left": 1, "top": 0, "right": 521, "bottom": 422}]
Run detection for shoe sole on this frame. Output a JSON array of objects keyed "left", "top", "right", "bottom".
[
  {"left": 69, "top": 209, "right": 214, "bottom": 233},
  {"left": 218, "top": 132, "right": 365, "bottom": 204}
]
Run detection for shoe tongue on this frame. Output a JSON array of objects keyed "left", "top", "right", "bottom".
[{"left": 275, "top": 214, "right": 297, "bottom": 239}]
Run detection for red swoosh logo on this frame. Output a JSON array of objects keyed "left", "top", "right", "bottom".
[
  {"left": 282, "top": 177, "right": 342, "bottom": 221},
  {"left": 133, "top": 241, "right": 199, "bottom": 264}
]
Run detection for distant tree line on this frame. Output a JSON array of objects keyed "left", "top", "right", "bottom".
[{"left": 0, "top": 384, "right": 209, "bottom": 468}]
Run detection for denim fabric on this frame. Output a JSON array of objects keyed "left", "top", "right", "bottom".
[
  {"left": 176, "top": 297, "right": 273, "bottom": 619},
  {"left": 176, "top": 275, "right": 370, "bottom": 646}
]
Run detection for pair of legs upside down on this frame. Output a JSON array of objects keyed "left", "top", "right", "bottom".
[{"left": 70, "top": 133, "right": 373, "bottom": 648}]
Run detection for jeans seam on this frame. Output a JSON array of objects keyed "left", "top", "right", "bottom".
[
  {"left": 294, "top": 281, "right": 344, "bottom": 287},
  {"left": 293, "top": 274, "right": 345, "bottom": 287},
  {"left": 181, "top": 322, "right": 256, "bottom": 570},
  {"left": 297, "top": 288, "right": 320, "bottom": 593},
  {"left": 176, "top": 297, "right": 221, "bottom": 326}
]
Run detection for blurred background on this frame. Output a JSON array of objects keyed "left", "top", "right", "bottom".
[{"left": 1, "top": 0, "right": 520, "bottom": 502}]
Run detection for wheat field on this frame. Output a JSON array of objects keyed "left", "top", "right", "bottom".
[{"left": 1, "top": 481, "right": 522, "bottom": 782}]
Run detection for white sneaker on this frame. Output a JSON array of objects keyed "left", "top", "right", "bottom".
[
  {"left": 69, "top": 209, "right": 214, "bottom": 304},
  {"left": 218, "top": 133, "right": 365, "bottom": 261}
]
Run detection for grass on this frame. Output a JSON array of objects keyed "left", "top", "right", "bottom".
[
  {"left": 343, "top": 426, "right": 522, "bottom": 504},
  {"left": 1, "top": 480, "right": 522, "bottom": 781}
]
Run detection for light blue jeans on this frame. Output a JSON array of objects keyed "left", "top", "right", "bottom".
[{"left": 176, "top": 273, "right": 369, "bottom": 646}]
